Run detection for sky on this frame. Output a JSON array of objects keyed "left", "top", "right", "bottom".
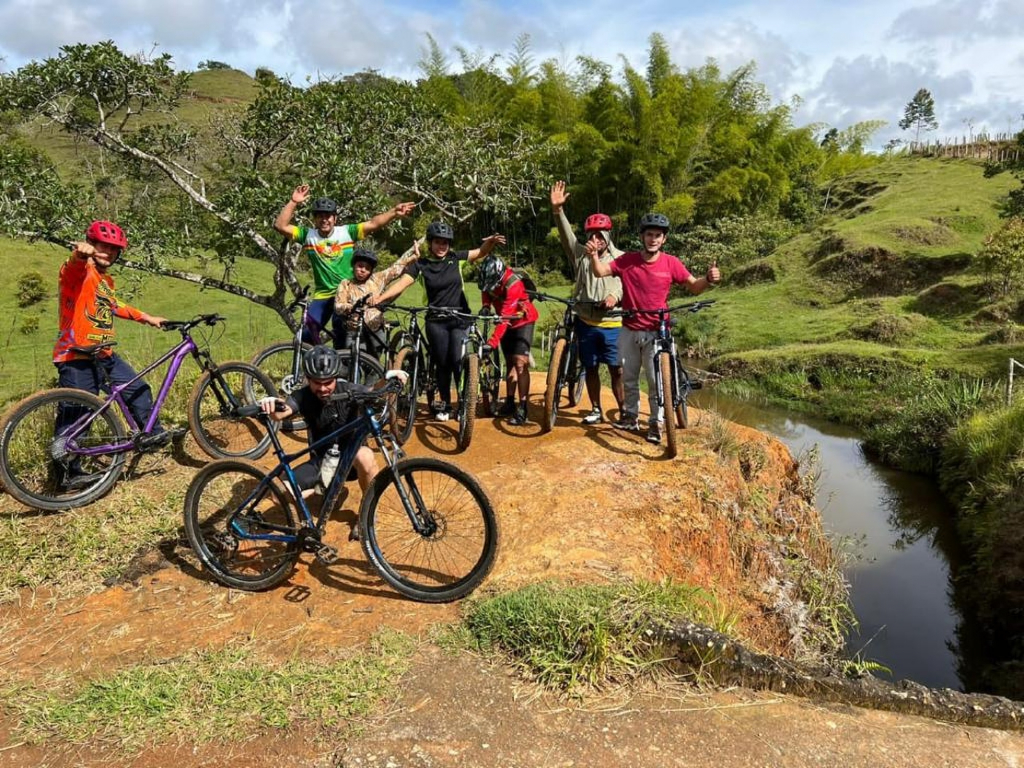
[{"left": 0, "top": 0, "right": 1022, "bottom": 147}]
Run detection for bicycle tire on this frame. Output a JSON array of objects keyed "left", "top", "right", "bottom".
[
  {"left": 480, "top": 353, "right": 503, "bottom": 417},
  {"left": 0, "top": 388, "right": 127, "bottom": 510},
  {"left": 567, "top": 340, "right": 585, "bottom": 407},
  {"left": 542, "top": 337, "right": 568, "bottom": 433},
  {"left": 390, "top": 346, "right": 421, "bottom": 445},
  {"left": 660, "top": 352, "right": 679, "bottom": 458},
  {"left": 360, "top": 457, "right": 498, "bottom": 602},
  {"left": 338, "top": 350, "right": 385, "bottom": 387},
  {"left": 250, "top": 341, "right": 311, "bottom": 432},
  {"left": 457, "top": 354, "right": 479, "bottom": 451},
  {"left": 675, "top": 361, "right": 690, "bottom": 430},
  {"left": 188, "top": 362, "right": 277, "bottom": 460},
  {"left": 183, "top": 459, "right": 300, "bottom": 591}
]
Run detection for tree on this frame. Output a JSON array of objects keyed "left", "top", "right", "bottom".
[
  {"left": 978, "top": 217, "right": 1024, "bottom": 297},
  {"left": 898, "top": 88, "right": 938, "bottom": 144},
  {"left": 0, "top": 42, "right": 555, "bottom": 327}
]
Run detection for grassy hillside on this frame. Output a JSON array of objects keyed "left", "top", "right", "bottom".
[
  {"left": 705, "top": 157, "right": 1022, "bottom": 395},
  {"left": 16, "top": 69, "right": 259, "bottom": 179}
]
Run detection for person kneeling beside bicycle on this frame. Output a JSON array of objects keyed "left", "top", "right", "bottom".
[{"left": 258, "top": 346, "right": 407, "bottom": 506}]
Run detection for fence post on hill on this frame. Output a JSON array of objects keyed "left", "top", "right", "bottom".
[{"left": 1009, "top": 358, "right": 1024, "bottom": 405}]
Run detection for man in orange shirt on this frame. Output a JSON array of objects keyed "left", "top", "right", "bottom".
[{"left": 53, "top": 221, "right": 169, "bottom": 486}]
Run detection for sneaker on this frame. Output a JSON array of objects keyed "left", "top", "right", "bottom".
[
  {"left": 59, "top": 469, "right": 105, "bottom": 490},
  {"left": 646, "top": 422, "right": 662, "bottom": 444},
  {"left": 509, "top": 404, "right": 529, "bottom": 426},
  {"left": 435, "top": 407, "right": 450, "bottom": 422},
  {"left": 498, "top": 398, "right": 516, "bottom": 417},
  {"left": 582, "top": 407, "right": 603, "bottom": 425},
  {"left": 612, "top": 413, "right": 639, "bottom": 431}
]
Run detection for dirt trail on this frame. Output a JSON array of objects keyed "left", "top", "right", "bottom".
[{"left": 2, "top": 379, "right": 1022, "bottom": 766}]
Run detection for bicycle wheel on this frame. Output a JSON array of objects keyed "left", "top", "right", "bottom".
[
  {"left": 360, "top": 457, "right": 498, "bottom": 602},
  {"left": 567, "top": 340, "right": 585, "bottom": 407},
  {"left": 542, "top": 337, "right": 568, "bottom": 433},
  {"left": 390, "top": 346, "right": 422, "bottom": 445},
  {"left": 0, "top": 388, "right": 127, "bottom": 511},
  {"left": 480, "top": 353, "right": 503, "bottom": 417},
  {"left": 250, "top": 341, "right": 310, "bottom": 432},
  {"left": 183, "top": 459, "right": 300, "bottom": 591},
  {"left": 659, "top": 352, "right": 679, "bottom": 459},
  {"left": 338, "top": 350, "right": 385, "bottom": 387},
  {"left": 674, "top": 361, "right": 690, "bottom": 430},
  {"left": 456, "top": 354, "right": 479, "bottom": 451},
  {"left": 188, "top": 362, "right": 277, "bottom": 460}
]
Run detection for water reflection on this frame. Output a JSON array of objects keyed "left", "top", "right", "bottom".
[{"left": 693, "top": 389, "right": 974, "bottom": 690}]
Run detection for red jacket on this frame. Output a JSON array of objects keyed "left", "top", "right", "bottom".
[{"left": 481, "top": 268, "right": 539, "bottom": 347}]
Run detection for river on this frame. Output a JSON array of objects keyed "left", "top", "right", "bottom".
[{"left": 692, "top": 389, "right": 982, "bottom": 691}]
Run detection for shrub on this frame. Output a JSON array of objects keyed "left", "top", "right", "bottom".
[
  {"left": 978, "top": 217, "right": 1024, "bottom": 297},
  {"left": 18, "top": 314, "right": 40, "bottom": 335},
  {"left": 16, "top": 271, "right": 47, "bottom": 308}
]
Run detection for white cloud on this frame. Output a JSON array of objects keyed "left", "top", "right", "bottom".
[
  {"left": 889, "top": 0, "right": 1024, "bottom": 43},
  {"left": 799, "top": 54, "right": 974, "bottom": 142}
]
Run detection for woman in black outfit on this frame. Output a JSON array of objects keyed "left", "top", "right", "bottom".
[{"left": 370, "top": 222, "right": 504, "bottom": 420}]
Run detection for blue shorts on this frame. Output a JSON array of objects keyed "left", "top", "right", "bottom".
[{"left": 575, "top": 319, "right": 621, "bottom": 368}]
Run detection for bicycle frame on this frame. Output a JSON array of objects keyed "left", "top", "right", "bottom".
[
  {"left": 229, "top": 394, "right": 432, "bottom": 545},
  {"left": 61, "top": 330, "right": 213, "bottom": 456}
]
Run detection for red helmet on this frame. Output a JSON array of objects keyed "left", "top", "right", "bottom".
[
  {"left": 584, "top": 213, "right": 613, "bottom": 232},
  {"left": 85, "top": 220, "right": 128, "bottom": 249}
]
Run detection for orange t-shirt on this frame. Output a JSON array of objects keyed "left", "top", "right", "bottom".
[{"left": 53, "top": 257, "right": 144, "bottom": 363}]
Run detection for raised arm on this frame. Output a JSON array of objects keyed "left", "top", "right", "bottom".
[
  {"left": 586, "top": 238, "right": 613, "bottom": 278},
  {"left": 361, "top": 201, "right": 416, "bottom": 235},
  {"left": 467, "top": 234, "right": 507, "bottom": 262},
  {"left": 274, "top": 184, "right": 308, "bottom": 237},
  {"left": 368, "top": 273, "right": 415, "bottom": 307},
  {"left": 551, "top": 181, "right": 581, "bottom": 262}
]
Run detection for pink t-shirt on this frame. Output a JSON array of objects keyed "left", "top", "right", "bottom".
[{"left": 609, "top": 251, "right": 693, "bottom": 331}]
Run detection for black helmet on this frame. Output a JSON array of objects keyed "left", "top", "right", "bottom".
[
  {"left": 311, "top": 197, "right": 338, "bottom": 215},
  {"left": 302, "top": 345, "right": 344, "bottom": 380},
  {"left": 477, "top": 255, "right": 505, "bottom": 294},
  {"left": 351, "top": 247, "right": 378, "bottom": 268},
  {"left": 426, "top": 221, "right": 454, "bottom": 241},
  {"left": 638, "top": 212, "right": 670, "bottom": 233}
]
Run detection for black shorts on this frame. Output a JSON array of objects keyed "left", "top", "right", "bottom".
[
  {"left": 294, "top": 460, "right": 357, "bottom": 491},
  {"left": 500, "top": 324, "right": 535, "bottom": 359}
]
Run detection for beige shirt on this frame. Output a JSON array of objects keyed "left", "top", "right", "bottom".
[{"left": 334, "top": 247, "right": 418, "bottom": 331}]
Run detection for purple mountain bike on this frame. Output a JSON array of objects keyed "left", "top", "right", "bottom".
[{"left": 0, "top": 314, "right": 277, "bottom": 511}]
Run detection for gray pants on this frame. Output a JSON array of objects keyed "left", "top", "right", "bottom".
[{"left": 620, "top": 327, "right": 662, "bottom": 425}]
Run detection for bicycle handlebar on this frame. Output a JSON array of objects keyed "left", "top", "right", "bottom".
[
  {"left": 286, "top": 285, "right": 312, "bottom": 312},
  {"left": 608, "top": 300, "right": 716, "bottom": 318},
  {"left": 161, "top": 313, "right": 227, "bottom": 332},
  {"left": 527, "top": 291, "right": 602, "bottom": 307}
]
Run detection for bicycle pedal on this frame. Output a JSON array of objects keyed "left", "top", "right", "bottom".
[{"left": 315, "top": 543, "right": 339, "bottom": 565}]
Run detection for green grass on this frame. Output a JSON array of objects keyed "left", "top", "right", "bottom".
[
  {"left": 0, "top": 480, "right": 185, "bottom": 601},
  {"left": 705, "top": 157, "right": 1019, "bottom": 364},
  {"left": 460, "top": 580, "right": 735, "bottom": 693},
  {"left": 2, "top": 629, "right": 414, "bottom": 750}
]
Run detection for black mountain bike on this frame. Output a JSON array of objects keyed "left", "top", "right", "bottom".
[
  {"left": 385, "top": 306, "right": 436, "bottom": 445},
  {"left": 250, "top": 288, "right": 384, "bottom": 431},
  {"left": 531, "top": 293, "right": 587, "bottom": 433},
  {"left": 183, "top": 380, "right": 499, "bottom": 602},
  {"left": 614, "top": 300, "right": 714, "bottom": 458}
]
